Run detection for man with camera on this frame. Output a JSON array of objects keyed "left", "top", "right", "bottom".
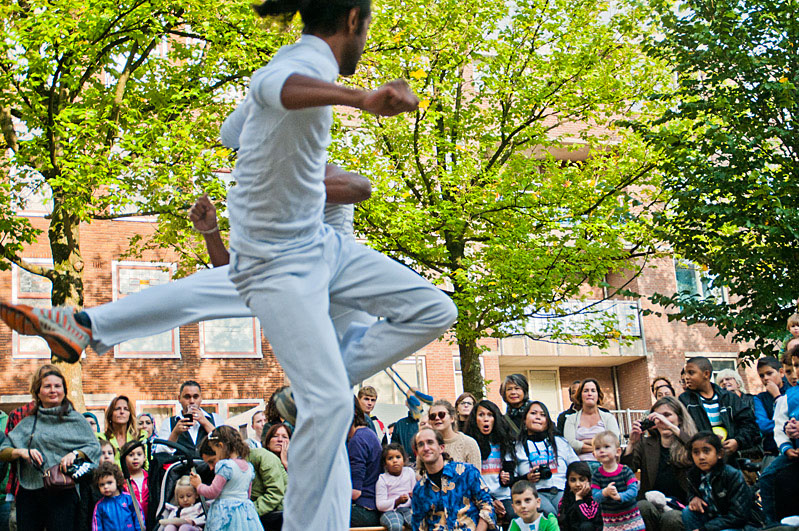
[{"left": 155, "top": 381, "right": 224, "bottom": 453}]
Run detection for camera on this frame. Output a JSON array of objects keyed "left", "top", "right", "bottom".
[
  {"left": 535, "top": 464, "right": 553, "bottom": 480},
  {"left": 639, "top": 418, "right": 656, "bottom": 432}
]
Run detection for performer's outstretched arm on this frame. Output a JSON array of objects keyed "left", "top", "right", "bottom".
[{"left": 278, "top": 74, "right": 418, "bottom": 117}]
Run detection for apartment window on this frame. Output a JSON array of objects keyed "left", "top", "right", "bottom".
[
  {"left": 360, "top": 356, "right": 428, "bottom": 406},
  {"left": 199, "top": 318, "right": 262, "bottom": 358},
  {"left": 12, "top": 261, "right": 53, "bottom": 359},
  {"left": 675, "top": 260, "right": 725, "bottom": 302},
  {"left": 113, "top": 261, "right": 180, "bottom": 358},
  {"left": 454, "top": 355, "right": 485, "bottom": 397}
]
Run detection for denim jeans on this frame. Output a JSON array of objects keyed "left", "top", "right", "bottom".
[
  {"left": 759, "top": 453, "right": 799, "bottom": 525},
  {"left": 681, "top": 507, "right": 740, "bottom": 531}
]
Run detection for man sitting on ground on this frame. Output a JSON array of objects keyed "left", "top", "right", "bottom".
[{"left": 411, "top": 427, "right": 495, "bottom": 531}]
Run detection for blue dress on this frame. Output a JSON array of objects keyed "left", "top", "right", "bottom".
[{"left": 205, "top": 459, "right": 264, "bottom": 531}]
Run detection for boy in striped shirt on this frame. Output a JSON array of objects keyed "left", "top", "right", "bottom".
[{"left": 678, "top": 356, "right": 760, "bottom": 465}]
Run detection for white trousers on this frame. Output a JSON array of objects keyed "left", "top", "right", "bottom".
[
  {"left": 84, "top": 265, "right": 370, "bottom": 355},
  {"left": 229, "top": 226, "right": 457, "bottom": 531}
]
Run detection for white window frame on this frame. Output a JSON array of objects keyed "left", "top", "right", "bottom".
[
  {"left": 112, "top": 260, "right": 180, "bottom": 359},
  {"left": 360, "top": 355, "right": 429, "bottom": 406},
  {"left": 198, "top": 318, "right": 262, "bottom": 359},
  {"left": 674, "top": 259, "right": 727, "bottom": 303},
  {"left": 11, "top": 259, "right": 54, "bottom": 359}
]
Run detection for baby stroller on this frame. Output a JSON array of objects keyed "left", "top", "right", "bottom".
[{"left": 130, "top": 438, "right": 213, "bottom": 531}]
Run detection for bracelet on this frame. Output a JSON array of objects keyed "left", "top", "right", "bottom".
[{"left": 194, "top": 225, "right": 219, "bottom": 235}]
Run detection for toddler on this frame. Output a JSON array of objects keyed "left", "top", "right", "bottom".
[
  {"left": 509, "top": 480, "right": 559, "bottom": 531},
  {"left": 99, "top": 438, "right": 116, "bottom": 465},
  {"left": 558, "top": 461, "right": 602, "bottom": 531},
  {"left": 159, "top": 475, "right": 206, "bottom": 531},
  {"left": 375, "top": 443, "right": 415, "bottom": 531},
  {"left": 121, "top": 440, "right": 150, "bottom": 523},
  {"left": 683, "top": 432, "right": 752, "bottom": 531},
  {"left": 92, "top": 462, "right": 141, "bottom": 531},
  {"left": 590, "top": 430, "right": 645, "bottom": 531},
  {"left": 190, "top": 426, "right": 261, "bottom": 531}
]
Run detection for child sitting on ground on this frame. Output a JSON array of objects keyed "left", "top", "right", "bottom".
[
  {"left": 509, "top": 480, "right": 559, "bottom": 531},
  {"left": 682, "top": 431, "right": 752, "bottom": 530},
  {"left": 590, "top": 430, "right": 645, "bottom": 531},
  {"left": 158, "top": 475, "right": 206, "bottom": 531},
  {"left": 375, "top": 443, "right": 415, "bottom": 531},
  {"left": 92, "top": 462, "right": 141, "bottom": 531},
  {"left": 558, "top": 461, "right": 602, "bottom": 531}
]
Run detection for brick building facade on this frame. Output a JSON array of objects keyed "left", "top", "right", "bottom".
[{"left": 0, "top": 213, "right": 762, "bottom": 433}]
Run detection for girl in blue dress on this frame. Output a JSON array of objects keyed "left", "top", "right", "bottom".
[{"left": 190, "top": 426, "right": 263, "bottom": 531}]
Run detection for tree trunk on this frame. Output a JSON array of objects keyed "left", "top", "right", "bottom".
[
  {"left": 48, "top": 191, "right": 87, "bottom": 411},
  {"left": 458, "top": 338, "right": 485, "bottom": 400}
]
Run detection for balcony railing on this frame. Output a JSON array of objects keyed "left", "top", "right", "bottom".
[{"left": 524, "top": 299, "right": 642, "bottom": 338}]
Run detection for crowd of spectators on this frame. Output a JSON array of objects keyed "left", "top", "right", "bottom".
[{"left": 2, "top": 319, "right": 799, "bottom": 530}]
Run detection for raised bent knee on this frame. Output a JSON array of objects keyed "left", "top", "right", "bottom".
[{"left": 426, "top": 292, "right": 457, "bottom": 332}]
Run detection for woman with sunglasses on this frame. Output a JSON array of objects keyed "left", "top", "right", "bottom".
[
  {"left": 510, "top": 401, "right": 579, "bottom": 516},
  {"left": 427, "top": 400, "right": 481, "bottom": 469}
]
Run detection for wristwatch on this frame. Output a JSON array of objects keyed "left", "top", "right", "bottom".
[{"left": 72, "top": 450, "right": 80, "bottom": 458}]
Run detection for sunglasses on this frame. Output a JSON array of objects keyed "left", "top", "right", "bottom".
[{"left": 428, "top": 411, "right": 448, "bottom": 421}]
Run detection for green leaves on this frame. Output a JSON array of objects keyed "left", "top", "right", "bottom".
[
  {"left": 0, "top": 0, "right": 295, "bottom": 282},
  {"left": 332, "top": 0, "right": 669, "bottom": 393},
  {"left": 638, "top": 0, "right": 799, "bottom": 359}
]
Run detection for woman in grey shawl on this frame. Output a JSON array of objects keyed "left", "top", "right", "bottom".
[{"left": 0, "top": 364, "right": 101, "bottom": 531}]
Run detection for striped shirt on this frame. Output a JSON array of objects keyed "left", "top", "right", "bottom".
[
  {"left": 700, "top": 394, "right": 722, "bottom": 428},
  {"left": 590, "top": 464, "right": 639, "bottom": 513}
]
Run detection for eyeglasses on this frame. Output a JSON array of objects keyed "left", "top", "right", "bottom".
[{"left": 428, "top": 411, "right": 448, "bottom": 421}]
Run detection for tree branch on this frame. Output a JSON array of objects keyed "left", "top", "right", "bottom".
[{"left": 9, "top": 255, "right": 55, "bottom": 281}]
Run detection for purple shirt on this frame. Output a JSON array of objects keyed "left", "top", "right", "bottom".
[{"left": 347, "top": 427, "right": 383, "bottom": 510}]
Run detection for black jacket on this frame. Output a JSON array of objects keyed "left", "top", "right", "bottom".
[
  {"left": 678, "top": 384, "right": 761, "bottom": 458},
  {"left": 685, "top": 463, "right": 753, "bottom": 531},
  {"left": 557, "top": 490, "right": 603, "bottom": 531}
]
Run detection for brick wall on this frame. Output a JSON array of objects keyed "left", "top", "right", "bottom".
[
  {"left": 559, "top": 367, "right": 616, "bottom": 410},
  {"left": 0, "top": 218, "right": 286, "bottom": 410}
]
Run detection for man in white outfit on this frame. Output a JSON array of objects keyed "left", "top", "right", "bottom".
[{"left": 221, "top": 1, "right": 457, "bottom": 529}]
